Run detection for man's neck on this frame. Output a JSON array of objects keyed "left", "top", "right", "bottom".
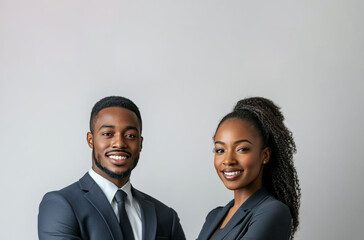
[{"left": 91, "top": 166, "right": 130, "bottom": 188}]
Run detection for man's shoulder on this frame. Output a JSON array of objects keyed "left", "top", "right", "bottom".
[
  {"left": 41, "top": 173, "right": 91, "bottom": 202},
  {"left": 40, "top": 183, "right": 76, "bottom": 205}
]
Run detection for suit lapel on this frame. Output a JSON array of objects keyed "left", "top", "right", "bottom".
[
  {"left": 79, "top": 173, "right": 124, "bottom": 240},
  {"left": 132, "top": 187, "right": 157, "bottom": 240}
]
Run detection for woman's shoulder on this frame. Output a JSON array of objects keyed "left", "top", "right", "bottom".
[
  {"left": 252, "top": 193, "right": 292, "bottom": 221},
  {"left": 205, "top": 199, "right": 234, "bottom": 220},
  {"left": 205, "top": 206, "right": 222, "bottom": 220}
]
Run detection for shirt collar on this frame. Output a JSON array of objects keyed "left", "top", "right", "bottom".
[{"left": 88, "top": 168, "right": 134, "bottom": 204}]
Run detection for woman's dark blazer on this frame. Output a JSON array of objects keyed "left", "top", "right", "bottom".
[{"left": 197, "top": 188, "right": 292, "bottom": 240}]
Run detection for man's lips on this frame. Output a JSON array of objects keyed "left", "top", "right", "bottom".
[
  {"left": 105, "top": 151, "right": 131, "bottom": 162},
  {"left": 108, "top": 155, "right": 128, "bottom": 160}
]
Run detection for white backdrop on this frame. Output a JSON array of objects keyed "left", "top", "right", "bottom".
[{"left": 1, "top": 1, "right": 363, "bottom": 239}]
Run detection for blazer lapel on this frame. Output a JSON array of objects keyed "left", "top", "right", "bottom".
[
  {"left": 79, "top": 173, "right": 124, "bottom": 240},
  {"left": 217, "top": 207, "right": 250, "bottom": 240},
  {"left": 199, "top": 200, "right": 234, "bottom": 240},
  {"left": 217, "top": 188, "right": 270, "bottom": 240},
  {"left": 132, "top": 187, "right": 157, "bottom": 240}
]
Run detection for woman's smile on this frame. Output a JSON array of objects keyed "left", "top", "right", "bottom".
[
  {"left": 221, "top": 169, "right": 244, "bottom": 180},
  {"left": 214, "top": 118, "right": 269, "bottom": 193}
]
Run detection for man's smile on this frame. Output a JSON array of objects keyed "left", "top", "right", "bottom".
[
  {"left": 108, "top": 155, "right": 128, "bottom": 160},
  {"left": 105, "top": 151, "right": 131, "bottom": 164}
]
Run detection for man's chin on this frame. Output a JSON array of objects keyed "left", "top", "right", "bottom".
[
  {"left": 109, "top": 169, "right": 131, "bottom": 179},
  {"left": 99, "top": 166, "right": 132, "bottom": 179},
  {"left": 92, "top": 149, "right": 138, "bottom": 180},
  {"left": 94, "top": 160, "right": 130, "bottom": 179}
]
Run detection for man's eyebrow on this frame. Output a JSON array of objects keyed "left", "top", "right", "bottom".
[
  {"left": 99, "top": 125, "right": 115, "bottom": 130},
  {"left": 125, "top": 126, "right": 139, "bottom": 132},
  {"left": 214, "top": 139, "right": 253, "bottom": 145},
  {"left": 98, "top": 125, "right": 140, "bottom": 133}
]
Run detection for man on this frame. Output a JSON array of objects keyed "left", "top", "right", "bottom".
[{"left": 38, "top": 96, "right": 186, "bottom": 240}]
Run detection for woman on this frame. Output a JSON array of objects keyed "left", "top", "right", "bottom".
[{"left": 197, "top": 97, "right": 300, "bottom": 240}]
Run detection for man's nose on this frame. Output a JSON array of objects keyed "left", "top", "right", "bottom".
[{"left": 112, "top": 135, "right": 127, "bottom": 148}]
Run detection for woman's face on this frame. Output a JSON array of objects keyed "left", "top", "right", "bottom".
[{"left": 214, "top": 118, "right": 270, "bottom": 193}]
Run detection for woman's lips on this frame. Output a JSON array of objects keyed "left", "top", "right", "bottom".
[{"left": 222, "top": 169, "right": 243, "bottom": 180}]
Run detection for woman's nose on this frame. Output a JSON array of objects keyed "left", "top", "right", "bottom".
[{"left": 222, "top": 151, "right": 236, "bottom": 165}]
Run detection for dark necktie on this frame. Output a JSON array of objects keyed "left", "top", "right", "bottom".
[{"left": 114, "top": 190, "right": 135, "bottom": 240}]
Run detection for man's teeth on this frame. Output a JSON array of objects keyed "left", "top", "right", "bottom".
[
  {"left": 108, "top": 155, "right": 127, "bottom": 160},
  {"left": 224, "top": 171, "right": 242, "bottom": 176}
]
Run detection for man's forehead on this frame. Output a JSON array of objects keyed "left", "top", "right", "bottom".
[{"left": 94, "top": 107, "right": 140, "bottom": 127}]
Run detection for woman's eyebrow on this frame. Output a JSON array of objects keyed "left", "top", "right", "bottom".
[
  {"left": 214, "top": 139, "right": 252, "bottom": 145},
  {"left": 234, "top": 139, "right": 253, "bottom": 145}
]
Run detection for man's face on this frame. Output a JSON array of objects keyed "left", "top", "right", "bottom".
[{"left": 87, "top": 107, "right": 143, "bottom": 183}]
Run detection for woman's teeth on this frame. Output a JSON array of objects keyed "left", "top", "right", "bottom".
[{"left": 224, "top": 171, "right": 242, "bottom": 176}]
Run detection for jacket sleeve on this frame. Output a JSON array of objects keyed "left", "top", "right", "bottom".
[
  {"left": 38, "top": 192, "right": 82, "bottom": 240},
  {"left": 240, "top": 201, "right": 292, "bottom": 240},
  {"left": 170, "top": 208, "right": 186, "bottom": 240}
]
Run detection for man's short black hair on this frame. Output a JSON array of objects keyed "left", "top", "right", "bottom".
[{"left": 89, "top": 96, "right": 142, "bottom": 133}]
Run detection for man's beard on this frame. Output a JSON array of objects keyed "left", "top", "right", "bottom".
[{"left": 92, "top": 148, "right": 139, "bottom": 179}]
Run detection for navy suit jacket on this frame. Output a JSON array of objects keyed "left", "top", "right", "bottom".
[
  {"left": 197, "top": 188, "right": 292, "bottom": 240},
  {"left": 38, "top": 173, "right": 185, "bottom": 240}
]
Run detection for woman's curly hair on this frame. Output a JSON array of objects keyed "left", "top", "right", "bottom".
[{"left": 215, "top": 97, "right": 301, "bottom": 239}]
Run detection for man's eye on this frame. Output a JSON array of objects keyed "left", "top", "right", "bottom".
[
  {"left": 102, "top": 133, "right": 112, "bottom": 136},
  {"left": 214, "top": 148, "right": 224, "bottom": 154},
  {"left": 126, "top": 134, "right": 136, "bottom": 138}
]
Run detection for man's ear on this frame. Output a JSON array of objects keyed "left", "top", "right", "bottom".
[
  {"left": 262, "top": 147, "right": 271, "bottom": 164},
  {"left": 87, "top": 132, "right": 93, "bottom": 149},
  {"left": 139, "top": 136, "right": 143, "bottom": 152}
]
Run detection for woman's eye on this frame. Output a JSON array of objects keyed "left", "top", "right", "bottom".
[
  {"left": 238, "top": 148, "right": 249, "bottom": 152},
  {"left": 214, "top": 148, "right": 224, "bottom": 154}
]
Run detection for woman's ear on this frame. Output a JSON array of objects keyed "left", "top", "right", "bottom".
[
  {"left": 262, "top": 147, "right": 271, "bottom": 164},
  {"left": 87, "top": 132, "right": 93, "bottom": 149}
]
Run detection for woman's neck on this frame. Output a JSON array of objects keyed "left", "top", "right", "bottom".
[{"left": 233, "top": 182, "right": 262, "bottom": 208}]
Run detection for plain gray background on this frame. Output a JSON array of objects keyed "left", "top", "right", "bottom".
[{"left": 1, "top": 0, "right": 363, "bottom": 239}]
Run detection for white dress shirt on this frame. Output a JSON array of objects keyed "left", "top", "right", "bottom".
[{"left": 89, "top": 168, "right": 142, "bottom": 240}]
